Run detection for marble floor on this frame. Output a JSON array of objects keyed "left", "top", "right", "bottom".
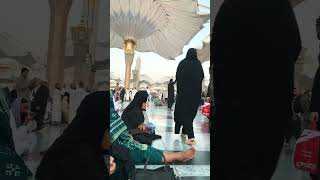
[
  {"left": 21, "top": 101, "right": 313, "bottom": 180},
  {"left": 133, "top": 103, "right": 211, "bottom": 180}
]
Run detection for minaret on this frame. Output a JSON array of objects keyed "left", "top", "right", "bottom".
[{"left": 135, "top": 57, "right": 141, "bottom": 88}]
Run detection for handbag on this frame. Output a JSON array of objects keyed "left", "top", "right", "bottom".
[
  {"left": 294, "top": 121, "right": 320, "bottom": 174},
  {"left": 131, "top": 151, "right": 177, "bottom": 180},
  {"left": 201, "top": 103, "right": 210, "bottom": 117}
]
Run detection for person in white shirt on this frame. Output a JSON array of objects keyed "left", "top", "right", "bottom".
[{"left": 125, "top": 89, "right": 130, "bottom": 101}]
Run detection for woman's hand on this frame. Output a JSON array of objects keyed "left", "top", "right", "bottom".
[
  {"left": 310, "top": 112, "right": 319, "bottom": 123},
  {"left": 109, "top": 156, "right": 116, "bottom": 175},
  {"left": 138, "top": 124, "right": 147, "bottom": 131}
]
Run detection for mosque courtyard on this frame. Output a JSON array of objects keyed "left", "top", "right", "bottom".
[{"left": 19, "top": 101, "right": 311, "bottom": 180}]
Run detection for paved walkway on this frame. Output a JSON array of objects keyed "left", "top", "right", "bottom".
[{"left": 21, "top": 101, "right": 312, "bottom": 179}]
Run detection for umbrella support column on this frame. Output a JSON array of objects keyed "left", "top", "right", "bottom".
[
  {"left": 124, "top": 53, "right": 134, "bottom": 90},
  {"left": 123, "top": 39, "right": 136, "bottom": 90},
  {"left": 47, "top": 0, "right": 72, "bottom": 90}
]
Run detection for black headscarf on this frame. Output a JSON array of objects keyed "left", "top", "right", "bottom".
[
  {"left": 121, "top": 90, "right": 148, "bottom": 130},
  {"left": 176, "top": 48, "right": 204, "bottom": 98},
  {"left": 36, "top": 91, "right": 109, "bottom": 180},
  {"left": 185, "top": 48, "right": 199, "bottom": 61}
]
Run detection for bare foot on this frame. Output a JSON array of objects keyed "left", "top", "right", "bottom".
[
  {"left": 186, "top": 138, "right": 196, "bottom": 145},
  {"left": 179, "top": 147, "right": 196, "bottom": 162},
  {"left": 181, "top": 134, "right": 187, "bottom": 139}
]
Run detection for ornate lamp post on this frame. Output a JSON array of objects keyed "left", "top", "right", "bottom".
[{"left": 71, "top": 0, "right": 97, "bottom": 90}]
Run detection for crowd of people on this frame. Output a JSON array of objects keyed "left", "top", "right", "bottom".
[
  {"left": 11, "top": 67, "right": 91, "bottom": 129},
  {"left": 0, "top": 66, "right": 97, "bottom": 175},
  {"left": 112, "top": 86, "right": 138, "bottom": 102}
]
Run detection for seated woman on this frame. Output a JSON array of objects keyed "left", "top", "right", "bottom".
[
  {"left": 36, "top": 91, "right": 109, "bottom": 180},
  {"left": 122, "top": 90, "right": 152, "bottom": 130},
  {"left": 10, "top": 98, "right": 37, "bottom": 156},
  {"left": 111, "top": 94, "right": 196, "bottom": 164},
  {"left": 0, "top": 87, "right": 32, "bottom": 179},
  {"left": 122, "top": 90, "right": 161, "bottom": 144}
]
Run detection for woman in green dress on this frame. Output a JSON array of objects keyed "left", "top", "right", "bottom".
[
  {"left": 110, "top": 94, "right": 196, "bottom": 164},
  {"left": 0, "top": 87, "right": 32, "bottom": 180}
]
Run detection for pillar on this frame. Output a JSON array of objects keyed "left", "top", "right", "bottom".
[
  {"left": 124, "top": 53, "right": 134, "bottom": 89},
  {"left": 123, "top": 39, "right": 136, "bottom": 89},
  {"left": 47, "top": 0, "right": 72, "bottom": 90}
]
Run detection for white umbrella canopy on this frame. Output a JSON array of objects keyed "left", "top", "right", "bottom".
[{"left": 110, "top": 0, "right": 209, "bottom": 59}]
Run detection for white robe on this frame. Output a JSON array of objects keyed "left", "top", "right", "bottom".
[
  {"left": 52, "top": 89, "right": 62, "bottom": 123},
  {"left": 125, "top": 91, "right": 130, "bottom": 101},
  {"left": 9, "top": 110, "right": 37, "bottom": 156}
]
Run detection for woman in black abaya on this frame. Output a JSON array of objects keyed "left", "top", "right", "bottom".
[
  {"left": 167, "top": 79, "right": 175, "bottom": 110},
  {"left": 212, "top": 0, "right": 301, "bottom": 179},
  {"left": 174, "top": 48, "right": 204, "bottom": 145},
  {"left": 35, "top": 91, "right": 109, "bottom": 180}
]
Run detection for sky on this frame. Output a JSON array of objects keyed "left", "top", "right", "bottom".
[{"left": 110, "top": 0, "right": 211, "bottom": 84}]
